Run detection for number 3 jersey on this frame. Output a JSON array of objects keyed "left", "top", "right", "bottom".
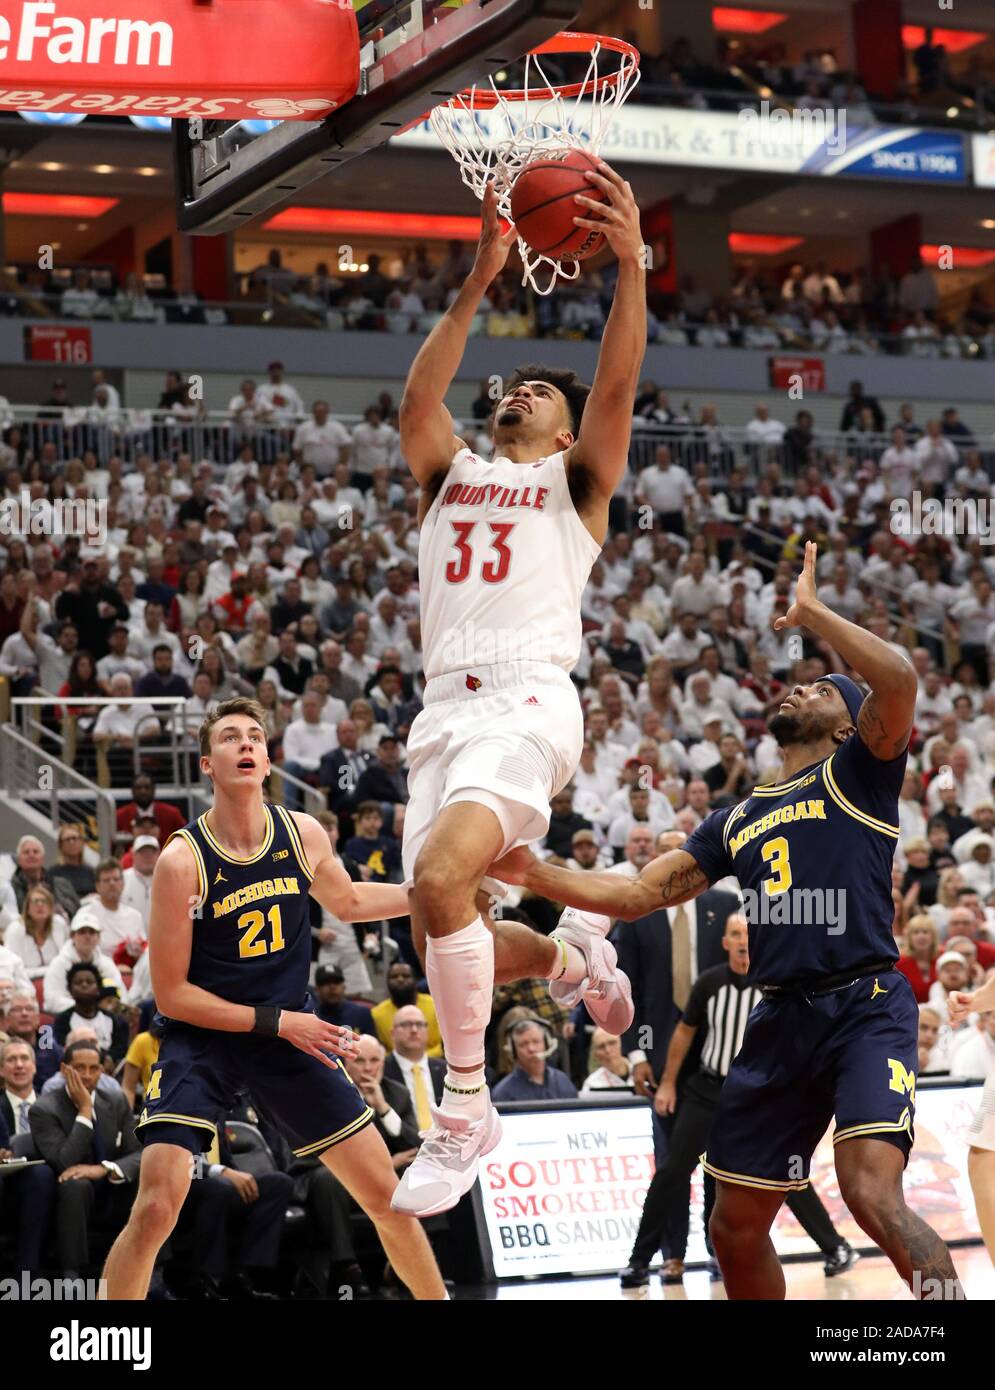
[
  {"left": 165, "top": 803, "right": 314, "bottom": 1010},
  {"left": 684, "top": 733, "right": 908, "bottom": 987},
  {"left": 418, "top": 447, "right": 602, "bottom": 680}
]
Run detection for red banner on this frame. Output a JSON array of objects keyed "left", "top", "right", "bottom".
[
  {"left": 768, "top": 354, "right": 825, "bottom": 393},
  {"left": 0, "top": 0, "right": 359, "bottom": 120},
  {"left": 24, "top": 324, "right": 93, "bottom": 364}
]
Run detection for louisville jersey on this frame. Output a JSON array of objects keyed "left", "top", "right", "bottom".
[
  {"left": 166, "top": 802, "right": 314, "bottom": 1010},
  {"left": 418, "top": 447, "right": 602, "bottom": 680},
  {"left": 684, "top": 733, "right": 907, "bottom": 986}
]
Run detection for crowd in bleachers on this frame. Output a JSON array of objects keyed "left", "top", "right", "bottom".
[
  {"left": 1, "top": 359, "right": 995, "bottom": 1293},
  {"left": 531, "top": 29, "right": 995, "bottom": 125},
  {"left": 5, "top": 244, "right": 993, "bottom": 361}
]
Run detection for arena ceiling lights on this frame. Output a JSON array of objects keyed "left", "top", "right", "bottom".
[
  {"left": 262, "top": 207, "right": 483, "bottom": 240},
  {"left": 2, "top": 191, "right": 118, "bottom": 216},
  {"left": 712, "top": 9, "right": 787, "bottom": 34}
]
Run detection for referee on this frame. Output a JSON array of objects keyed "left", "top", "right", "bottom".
[{"left": 620, "top": 915, "right": 855, "bottom": 1288}]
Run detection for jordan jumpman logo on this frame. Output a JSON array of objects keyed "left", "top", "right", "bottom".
[{"left": 870, "top": 977, "right": 888, "bottom": 1000}]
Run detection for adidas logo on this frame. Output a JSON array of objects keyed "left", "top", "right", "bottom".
[{"left": 523, "top": 695, "right": 540, "bottom": 706}]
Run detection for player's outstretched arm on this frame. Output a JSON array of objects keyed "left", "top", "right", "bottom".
[
  {"left": 293, "top": 813, "right": 411, "bottom": 922},
  {"left": 399, "top": 182, "right": 517, "bottom": 486},
  {"left": 567, "top": 162, "right": 646, "bottom": 507},
  {"left": 150, "top": 838, "right": 356, "bottom": 1065},
  {"left": 949, "top": 978, "right": 995, "bottom": 1025},
  {"left": 775, "top": 539, "right": 917, "bottom": 759},
  {"left": 490, "top": 846, "right": 708, "bottom": 921}
]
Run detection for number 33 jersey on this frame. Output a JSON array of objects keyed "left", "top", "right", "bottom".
[
  {"left": 418, "top": 447, "right": 602, "bottom": 681},
  {"left": 166, "top": 803, "right": 314, "bottom": 1009}
]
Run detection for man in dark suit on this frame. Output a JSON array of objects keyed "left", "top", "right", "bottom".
[
  {"left": 344, "top": 1034, "right": 420, "bottom": 1157},
  {"left": 317, "top": 719, "right": 373, "bottom": 813},
  {"left": 0, "top": 1037, "right": 57, "bottom": 1274},
  {"left": 29, "top": 1038, "right": 141, "bottom": 1276},
  {"left": 352, "top": 735, "right": 410, "bottom": 810},
  {"left": 383, "top": 1004, "right": 447, "bottom": 1128},
  {"left": 612, "top": 830, "right": 739, "bottom": 1275}
]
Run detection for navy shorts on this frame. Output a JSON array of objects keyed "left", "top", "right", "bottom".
[
  {"left": 703, "top": 968, "right": 918, "bottom": 1192},
  {"left": 135, "top": 1019, "right": 373, "bottom": 1159}
]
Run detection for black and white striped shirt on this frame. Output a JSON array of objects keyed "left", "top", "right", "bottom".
[{"left": 682, "top": 964, "right": 761, "bottom": 1079}]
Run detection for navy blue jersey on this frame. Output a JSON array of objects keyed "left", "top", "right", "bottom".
[
  {"left": 168, "top": 802, "right": 315, "bottom": 1010},
  {"left": 684, "top": 732, "right": 906, "bottom": 986}
]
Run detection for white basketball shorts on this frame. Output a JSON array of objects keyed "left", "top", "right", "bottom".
[
  {"left": 402, "top": 661, "right": 584, "bottom": 878},
  {"left": 967, "top": 1068, "right": 995, "bottom": 1153}
]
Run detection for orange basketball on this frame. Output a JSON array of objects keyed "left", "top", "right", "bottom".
[{"left": 509, "top": 147, "right": 609, "bottom": 262}]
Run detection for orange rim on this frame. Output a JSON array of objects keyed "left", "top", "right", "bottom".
[{"left": 442, "top": 31, "right": 639, "bottom": 110}]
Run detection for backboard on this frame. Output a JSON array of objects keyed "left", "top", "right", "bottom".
[{"left": 173, "top": 0, "right": 579, "bottom": 235}]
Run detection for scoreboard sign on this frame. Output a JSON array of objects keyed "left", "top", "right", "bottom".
[
  {"left": 768, "top": 355, "right": 825, "bottom": 393},
  {"left": 24, "top": 323, "right": 92, "bottom": 364}
]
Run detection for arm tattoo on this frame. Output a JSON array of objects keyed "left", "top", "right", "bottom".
[
  {"left": 857, "top": 692, "right": 911, "bottom": 760},
  {"left": 659, "top": 862, "right": 708, "bottom": 906}
]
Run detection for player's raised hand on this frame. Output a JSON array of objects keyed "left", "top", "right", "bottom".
[
  {"left": 470, "top": 182, "right": 518, "bottom": 288},
  {"left": 573, "top": 161, "right": 643, "bottom": 264},
  {"left": 946, "top": 990, "right": 974, "bottom": 1027},
  {"left": 278, "top": 1011, "right": 359, "bottom": 1069},
  {"left": 773, "top": 539, "right": 820, "bottom": 632}
]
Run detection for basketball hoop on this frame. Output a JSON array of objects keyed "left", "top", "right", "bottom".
[{"left": 429, "top": 32, "right": 640, "bottom": 296}]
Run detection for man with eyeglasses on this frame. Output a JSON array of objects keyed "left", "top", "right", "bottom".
[{"left": 384, "top": 1006, "right": 446, "bottom": 1131}]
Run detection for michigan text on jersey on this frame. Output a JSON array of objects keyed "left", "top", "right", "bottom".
[{"left": 212, "top": 876, "right": 301, "bottom": 918}]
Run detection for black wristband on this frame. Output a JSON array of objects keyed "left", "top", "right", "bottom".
[{"left": 253, "top": 1005, "right": 281, "bottom": 1037}]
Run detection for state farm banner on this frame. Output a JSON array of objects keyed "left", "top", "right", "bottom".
[
  {"left": 478, "top": 1087, "right": 984, "bottom": 1279},
  {"left": 0, "top": 0, "right": 359, "bottom": 119}
]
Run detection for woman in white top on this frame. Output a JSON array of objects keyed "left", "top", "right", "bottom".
[
  {"left": 299, "top": 555, "right": 335, "bottom": 614},
  {"left": 3, "top": 884, "right": 69, "bottom": 980},
  {"left": 171, "top": 566, "right": 206, "bottom": 632}
]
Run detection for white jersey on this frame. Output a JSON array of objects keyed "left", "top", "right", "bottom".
[{"left": 419, "top": 447, "right": 602, "bottom": 680}]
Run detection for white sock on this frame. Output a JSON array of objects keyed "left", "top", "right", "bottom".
[
  {"left": 547, "top": 934, "right": 589, "bottom": 986},
  {"left": 426, "top": 916, "right": 493, "bottom": 1120}
]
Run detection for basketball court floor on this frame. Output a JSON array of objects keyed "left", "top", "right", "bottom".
[{"left": 458, "top": 1245, "right": 994, "bottom": 1300}]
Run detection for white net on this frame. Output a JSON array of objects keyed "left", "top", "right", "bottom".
[{"left": 429, "top": 37, "right": 640, "bottom": 295}]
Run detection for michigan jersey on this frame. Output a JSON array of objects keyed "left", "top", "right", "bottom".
[
  {"left": 418, "top": 446, "right": 602, "bottom": 680},
  {"left": 684, "top": 731, "right": 906, "bottom": 986},
  {"left": 167, "top": 802, "right": 314, "bottom": 1009}
]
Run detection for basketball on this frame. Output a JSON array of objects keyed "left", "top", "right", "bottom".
[{"left": 510, "top": 148, "right": 609, "bottom": 262}]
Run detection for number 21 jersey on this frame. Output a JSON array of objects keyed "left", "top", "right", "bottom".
[{"left": 167, "top": 803, "right": 314, "bottom": 1010}]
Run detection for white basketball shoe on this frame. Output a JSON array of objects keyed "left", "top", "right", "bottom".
[
  {"left": 548, "top": 906, "right": 634, "bottom": 1035},
  {"left": 390, "top": 1099, "right": 503, "bottom": 1218}
]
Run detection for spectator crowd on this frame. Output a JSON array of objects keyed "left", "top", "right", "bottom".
[{"left": 1, "top": 348, "right": 994, "bottom": 1295}]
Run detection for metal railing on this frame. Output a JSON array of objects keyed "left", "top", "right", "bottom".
[
  {"left": 268, "top": 764, "right": 328, "bottom": 818},
  {"left": 0, "top": 724, "right": 118, "bottom": 856},
  {"left": 633, "top": 81, "right": 995, "bottom": 131},
  {"left": 5, "top": 403, "right": 992, "bottom": 479},
  {"left": 10, "top": 695, "right": 195, "bottom": 800}
]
